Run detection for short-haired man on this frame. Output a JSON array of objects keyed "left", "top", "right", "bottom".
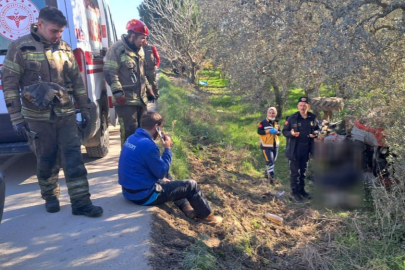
[
  {"left": 104, "top": 19, "right": 150, "bottom": 146},
  {"left": 1, "top": 7, "right": 102, "bottom": 216},
  {"left": 282, "top": 97, "right": 320, "bottom": 202},
  {"left": 118, "top": 112, "right": 222, "bottom": 226}
]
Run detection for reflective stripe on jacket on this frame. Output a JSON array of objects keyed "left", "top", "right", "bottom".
[
  {"left": 104, "top": 35, "right": 148, "bottom": 106},
  {"left": 257, "top": 119, "right": 280, "bottom": 148}
]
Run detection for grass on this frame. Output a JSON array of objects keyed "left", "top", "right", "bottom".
[{"left": 182, "top": 239, "right": 217, "bottom": 270}]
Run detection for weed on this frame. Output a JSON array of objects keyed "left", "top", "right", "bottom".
[{"left": 182, "top": 239, "right": 217, "bottom": 270}]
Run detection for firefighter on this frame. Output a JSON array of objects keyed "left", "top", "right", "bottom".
[
  {"left": 282, "top": 97, "right": 320, "bottom": 202},
  {"left": 1, "top": 7, "right": 103, "bottom": 217},
  {"left": 104, "top": 19, "right": 150, "bottom": 146},
  {"left": 143, "top": 38, "right": 160, "bottom": 108},
  {"left": 257, "top": 107, "right": 281, "bottom": 185}
]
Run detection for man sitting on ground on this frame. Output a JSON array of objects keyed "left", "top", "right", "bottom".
[{"left": 118, "top": 112, "right": 222, "bottom": 225}]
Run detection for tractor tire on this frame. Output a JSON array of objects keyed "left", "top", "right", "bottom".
[
  {"left": 86, "top": 113, "right": 109, "bottom": 158},
  {"left": 311, "top": 97, "right": 344, "bottom": 112}
]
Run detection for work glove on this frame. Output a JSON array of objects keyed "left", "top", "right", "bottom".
[
  {"left": 115, "top": 96, "right": 126, "bottom": 106},
  {"left": 269, "top": 128, "right": 278, "bottom": 135},
  {"left": 13, "top": 121, "right": 30, "bottom": 138},
  {"left": 80, "top": 109, "right": 91, "bottom": 129}
]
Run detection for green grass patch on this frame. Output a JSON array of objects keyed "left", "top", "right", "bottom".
[{"left": 182, "top": 239, "right": 217, "bottom": 270}]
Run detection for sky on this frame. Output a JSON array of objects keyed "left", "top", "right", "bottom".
[{"left": 109, "top": 0, "right": 144, "bottom": 37}]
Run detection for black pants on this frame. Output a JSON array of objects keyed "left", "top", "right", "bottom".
[
  {"left": 143, "top": 180, "right": 212, "bottom": 219},
  {"left": 27, "top": 115, "right": 91, "bottom": 208},
  {"left": 289, "top": 144, "right": 310, "bottom": 193}
]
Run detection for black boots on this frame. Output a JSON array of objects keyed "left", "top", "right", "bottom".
[
  {"left": 72, "top": 204, "right": 103, "bottom": 217},
  {"left": 300, "top": 188, "right": 312, "bottom": 199},
  {"left": 45, "top": 198, "right": 103, "bottom": 217},
  {"left": 45, "top": 198, "right": 60, "bottom": 213},
  {"left": 292, "top": 192, "right": 304, "bottom": 202},
  {"left": 292, "top": 188, "right": 312, "bottom": 202}
]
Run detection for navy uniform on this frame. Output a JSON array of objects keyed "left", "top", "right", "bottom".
[
  {"left": 257, "top": 118, "right": 280, "bottom": 184},
  {"left": 282, "top": 97, "right": 319, "bottom": 201}
]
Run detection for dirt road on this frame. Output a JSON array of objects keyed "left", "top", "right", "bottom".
[{"left": 0, "top": 127, "right": 152, "bottom": 270}]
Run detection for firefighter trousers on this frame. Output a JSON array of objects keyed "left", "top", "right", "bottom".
[
  {"left": 27, "top": 114, "right": 91, "bottom": 208},
  {"left": 115, "top": 105, "right": 146, "bottom": 146}
]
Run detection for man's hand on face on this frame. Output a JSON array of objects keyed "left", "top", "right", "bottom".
[
  {"left": 160, "top": 132, "right": 172, "bottom": 149},
  {"left": 161, "top": 177, "right": 171, "bottom": 182}
]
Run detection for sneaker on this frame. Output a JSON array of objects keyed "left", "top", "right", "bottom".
[
  {"left": 300, "top": 189, "right": 312, "bottom": 199},
  {"left": 45, "top": 198, "right": 60, "bottom": 213},
  {"left": 181, "top": 203, "right": 197, "bottom": 219},
  {"left": 72, "top": 204, "right": 103, "bottom": 217},
  {"left": 200, "top": 213, "right": 223, "bottom": 226},
  {"left": 292, "top": 193, "right": 304, "bottom": 202}
]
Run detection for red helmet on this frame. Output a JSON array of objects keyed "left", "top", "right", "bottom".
[{"left": 126, "top": 19, "right": 149, "bottom": 36}]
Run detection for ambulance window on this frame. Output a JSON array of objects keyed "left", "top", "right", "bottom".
[
  {"left": 101, "top": 0, "right": 112, "bottom": 45},
  {"left": 102, "top": 1, "right": 117, "bottom": 45},
  {"left": 0, "top": 0, "right": 50, "bottom": 52}
]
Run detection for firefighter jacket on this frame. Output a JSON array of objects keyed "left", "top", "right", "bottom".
[
  {"left": 104, "top": 35, "right": 148, "bottom": 106},
  {"left": 282, "top": 112, "right": 320, "bottom": 160},
  {"left": 1, "top": 24, "right": 88, "bottom": 125},
  {"left": 144, "top": 45, "right": 160, "bottom": 71},
  {"left": 257, "top": 118, "right": 280, "bottom": 148}
]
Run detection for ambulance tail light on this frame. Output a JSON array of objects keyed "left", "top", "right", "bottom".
[
  {"left": 108, "top": 96, "right": 113, "bottom": 108},
  {"left": 73, "top": 48, "right": 89, "bottom": 94}
]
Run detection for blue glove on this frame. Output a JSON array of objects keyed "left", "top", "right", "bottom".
[{"left": 269, "top": 128, "right": 278, "bottom": 135}]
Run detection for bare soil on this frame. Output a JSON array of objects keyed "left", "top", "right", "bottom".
[
  {"left": 148, "top": 143, "right": 343, "bottom": 270},
  {"left": 148, "top": 77, "right": 341, "bottom": 270}
]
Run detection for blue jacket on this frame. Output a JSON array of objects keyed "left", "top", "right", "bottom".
[{"left": 118, "top": 128, "right": 172, "bottom": 202}]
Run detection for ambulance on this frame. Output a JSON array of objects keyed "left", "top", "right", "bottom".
[{"left": 0, "top": 0, "right": 118, "bottom": 157}]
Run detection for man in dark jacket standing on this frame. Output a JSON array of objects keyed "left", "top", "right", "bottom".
[
  {"left": 1, "top": 7, "right": 102, "bottom": 216},
  {"left": 118, "top": 112, "right": 223, "bottom": 226},
  {"left": 282, "top": 97, "right": 320, "bottom": 202}
]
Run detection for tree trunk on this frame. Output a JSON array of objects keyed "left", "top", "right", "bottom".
[
  {"left": 271, "top": 81, "right": 283, "bottom": 118},
  {"left": 190, "top": 62, "right": 197, "bottom": 85}
]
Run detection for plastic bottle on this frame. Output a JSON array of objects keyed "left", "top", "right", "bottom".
[{"left": 265, "top": 213, "right": 284, "bottom": 225}]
